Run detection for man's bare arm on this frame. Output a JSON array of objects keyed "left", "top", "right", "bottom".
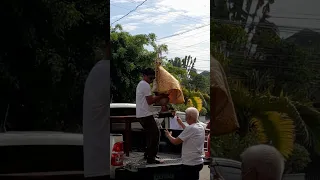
[
  {"left": 167, "top": 135, "right": 183, "bottom": 145},
  {"left": 177, "top": 117, "right": 186, "bottom": 129}
]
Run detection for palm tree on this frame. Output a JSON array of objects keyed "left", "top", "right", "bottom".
[
  {"left": 231, "top": 85, "right": 311, "bottom": 158},
  {"left": 182, "top": 87, "right": 211, "bottom": 114},
  {"left": 293, "top": 102, "right": 320, "bottom": 154},
  {"left": 168, "top": 57, "right": 182, "bottom": 68}
]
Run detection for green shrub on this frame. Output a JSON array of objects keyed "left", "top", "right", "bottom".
[
  {"left": 284, "top": 143, "right": 311, "bottom": 174},
  {"left": 200, "top": 108, "right": 207, "bottom": 116}
]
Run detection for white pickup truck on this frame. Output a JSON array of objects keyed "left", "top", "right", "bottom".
[
  {"left": 110, "top": 103, "right": 210, "bottom": 180},
  {"left": 0, "top": 103, "right": 210, "bottom": 180}
]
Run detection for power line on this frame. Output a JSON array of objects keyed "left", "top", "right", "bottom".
[
  {"left": 211, "top": 55, "right": 320, "bottom": 69},
  {"left": 122, "top": 0, "right": 209, "bottom": 24},
  {"left": 160, "top": 29, "right": 210, "bottom": 43},
  {"left": 110, "top": 3, "right": 210, "bottom": 52},
  {"left": 168, "top": 39, "right": 210, "bottom": 52},
  {"left": 212, "top": 19, "right": 320, "bottom": 32},
  {"left": 170, "top": 59, "right": 210, "bottom": 62},
  {"left": 111, "top": 3, "right": 209, "bottom": 64},
  {"left": 271, "top": 16, "right": 320, "bottom": 21},
  {"left": 110, "top": 3, "right": 209, "bottom": 47},
  {"left": 168, "top": 48, "right": 210, "bottom": 54},
  {"left": 156, "top": 24, "right": 209, "bottom": 41},
  {"left": 111, "top": 0, "right": 148, "bottom": 25},
  {"left": 110, "top": 4, "right": 202, "bottom": 26},
  {"left": 212, "top": 42, "right": 320, "bottom": 58},
  {"left": 271, "top": 10, "right": 320, "bottom": 17}
]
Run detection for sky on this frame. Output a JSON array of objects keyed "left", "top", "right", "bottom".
[
  {"left": 259, "top": 0, "right": 320, "bottom": 38},
  {"left": 110, "top": 0, "right": 210, "bottom": 72}
]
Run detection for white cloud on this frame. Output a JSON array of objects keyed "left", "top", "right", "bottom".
[
  {"left": 126, "top": 12, "right": 149, "bottom": 20},
  {"left": 110, "top": 0, "right": 210, "bottom": 71},
  {"left": 111, "top": 14, "right": 124, "bottom": 21},
  {"left": 121, "top": 23, "right": 140, "bottom": 31},
  {"left": 142, "top": 11, "right": 182, "bottom": 25},
  {"left": 154, "top": 0, "right": 210, "bottom": 71},
  {"left": 121, "top": 0, "right": 210, "bottom": 26},
  {"left": 110, "top": 0, "right": 146, "bottom": 3},
  {"left": 158, "top": 25, "right": 210, "bottom": 71},
  {"left": 124, "top": 9, "right": 182, "bottom": 25},
  {"left": 157, "top": 0, "right": 210, "bottom": 17}
]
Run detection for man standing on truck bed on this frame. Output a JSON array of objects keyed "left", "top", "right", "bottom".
[
  {"left": 136, "top": 68, "right": 167, "bottom": 164},
  {"left": 165, "top": 107, "right": 205, "bottom": 180}
]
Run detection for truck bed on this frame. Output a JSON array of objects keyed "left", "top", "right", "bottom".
[{"left": 124, "top": 151, "right": 182, "bottom": 171}]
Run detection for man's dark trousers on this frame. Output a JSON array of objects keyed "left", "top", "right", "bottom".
[{"left": 138, "top": 115, "right": 160, "bottom": 159}]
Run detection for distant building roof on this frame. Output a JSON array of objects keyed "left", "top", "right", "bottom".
[{"left": 285, "top": 28, "right": 320, "bottom": 49}]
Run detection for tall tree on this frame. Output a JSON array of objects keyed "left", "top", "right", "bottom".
[
  {"left": 110, "top": 25, "right": 168, "bottom": 102},
  {"left": 0, "top": 0, "right": 107, "bottom": 131}
]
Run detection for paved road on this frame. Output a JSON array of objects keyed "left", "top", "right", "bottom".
[{"left": 200, "top": 166, "right": 210, "bottom": 180}]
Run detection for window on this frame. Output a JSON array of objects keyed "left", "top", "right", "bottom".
[{"left": 0, "top": 145, "right": 83, "bottom": 174}]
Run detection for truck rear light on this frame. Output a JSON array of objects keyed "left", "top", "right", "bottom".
[
  {"left": 205, "top": 134, "right": 210, "bottom": 158},
  {"left": 111, "top": 142, "right": 124, "bottom": 166}
]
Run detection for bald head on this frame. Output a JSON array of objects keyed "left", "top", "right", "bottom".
[
  {"left": 241, "top": 144, "right": 285, "bottom": 180},
  {"left": 185, "top": 107, "right": 199, "bottom": 124}
]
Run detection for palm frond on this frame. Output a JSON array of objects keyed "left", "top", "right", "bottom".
[
  {"left": 251, "top": 111, "right": 295, "bottom": 159},
  {"left": 251, "top": 95, "right": 310, "bottom": 147},
  {"left": 188, "top": 96, "right": 203, "bottom": 112},
  {"left": 294, "top": 102, "right": 320, "bottom": 154}
]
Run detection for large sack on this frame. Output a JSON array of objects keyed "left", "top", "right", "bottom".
[
  {"left": 152, "top": 61, "right": 185, "bottom": 104},
  {"left": 211, "top": 56, "right": 239, "bottom": 136}
]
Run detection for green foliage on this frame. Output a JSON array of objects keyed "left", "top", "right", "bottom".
[
  {"left": 1, "top": 0, "right": 107, "bottom": 131},
  {"left": 200, "top": 108, "right": 207, "bottom": 116},
  {"left": 231, "top": 86, "right": 310, "bottom": 148},
  {"left": 171, "top": 104, "right": 188, "bottom": 112},
  {"left": 168, "top": 55, "right": 196, "bottom": 71},
  {"left": 249, "top": 40, "right": 314, "bottom": 99},
  {"left": 166, "top": 57, "right": 209, "bottom": 93},
  {"left": 191, "top": 74, "right": 209, "bottom": 93},
  {"left": 162, "top": 62, "right": 188, "bottom": 82},
  {"left": 110, "top": 25, "right": 158, "bottom": 102},
  {"left": 211, "top": 20, "right": 248, "bottom": 51},
  {"left": 211, "top": 131, "right": 259, "bottom": 161},
  {"left": 284, "top": 143, "right": 311, "bottom": 174},
  {"left": 211, "top": 0, "right": 320, "bottom": 171},
  {"left": 294, "top": 102, "right": 320, "bottom": 154},
  {"left": 164, "top": 59, "right": 210, "bottom": 116},
  {"left": 251, "top": 111, "right": 295, "bottom": 159}
]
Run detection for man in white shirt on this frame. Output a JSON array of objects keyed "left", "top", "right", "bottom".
[
  {"left": 83, "top": 40, "right": 110, "bottom": 180},
  {"left": 136, "top": 68, "right": 168, "bottom": 164},
  {"left": 169, "top": 107, "right": 183, "bottom": 130},
  {"left": 165, "top": 107, "right": 205, "bottom": 180},
  {"left": 241, "top": 144, "right": 285, "bottom": 180}
]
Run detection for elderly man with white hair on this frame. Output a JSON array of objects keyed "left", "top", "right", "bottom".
[
  {"left": 241, "top": 144, "right": 285, "bottom": 180},
  {"left": 212, "top": 144, "right": 285, "bottom": 180},
  {"left": 165, "top": 107, "right": 205, "bottom": 180}
]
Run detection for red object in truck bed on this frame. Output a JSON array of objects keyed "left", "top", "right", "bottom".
[{"left": 205, "top": 120, "right": 210, "bottom": 158}]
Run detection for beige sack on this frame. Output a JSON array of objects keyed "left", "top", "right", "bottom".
[
  {"left": 152, "top": 61, "right": 185, "bottom": 104},
  {"left": 211, "top": 56, "right": 239, "bottom": 136}
]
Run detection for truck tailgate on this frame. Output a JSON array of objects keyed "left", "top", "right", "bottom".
[
  {"left": 123, "top": 151, "right": 210, "bottom": 171},
  {"left": 124, "top": 152, "right": 181, "bottom": 171}
]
